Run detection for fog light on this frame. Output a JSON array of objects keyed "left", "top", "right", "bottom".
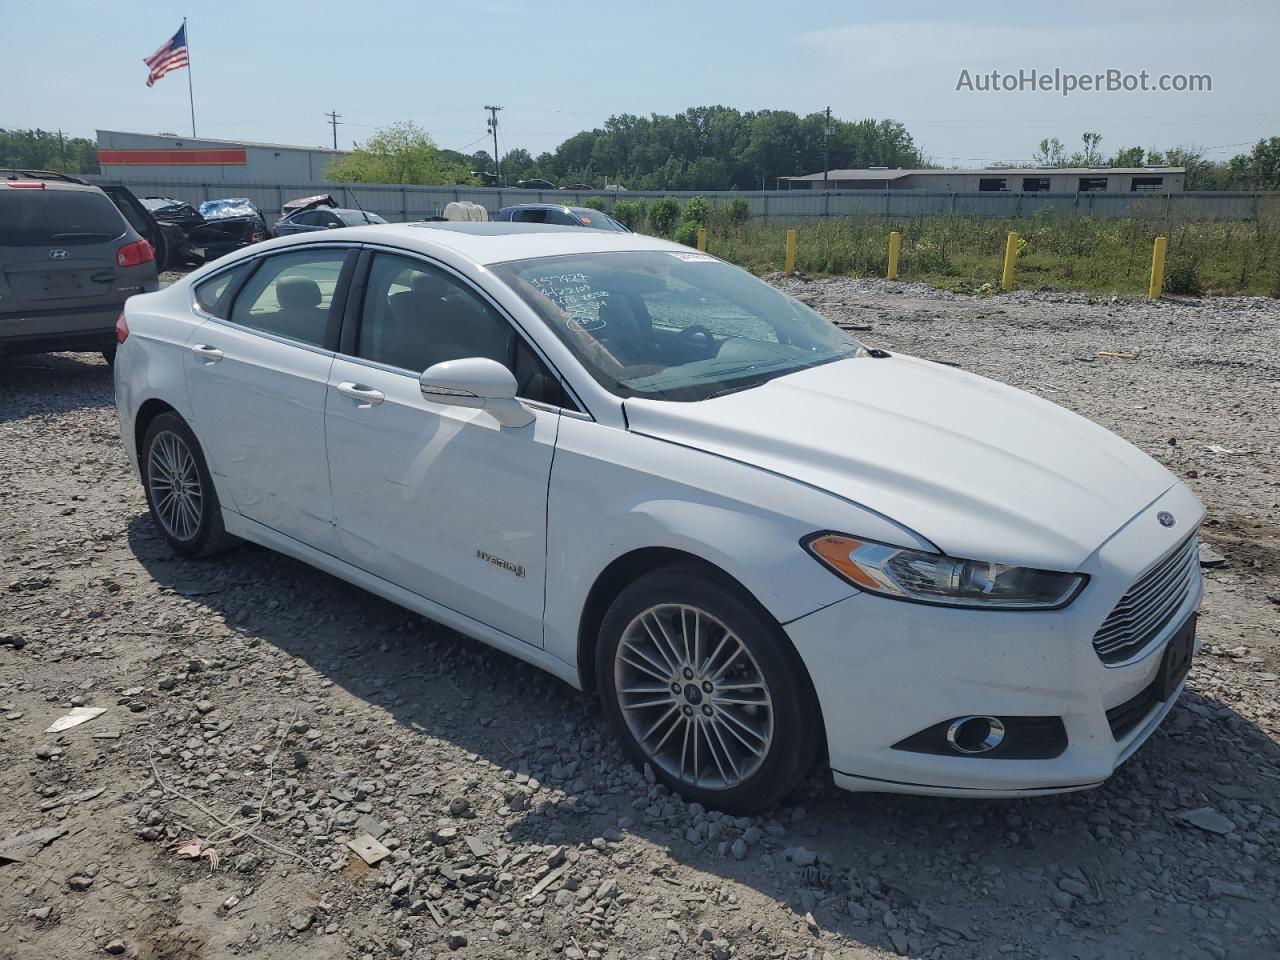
[{"left": 946, "top": 716, "right": 1006, "bottom": 754}]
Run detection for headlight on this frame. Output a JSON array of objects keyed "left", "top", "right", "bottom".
[{"left": 803, "top": 533, "right": 1086, "bottom": 610}]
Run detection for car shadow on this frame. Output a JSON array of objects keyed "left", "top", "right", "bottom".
[
  {"left": 124, "top": 512, "right": 1279, "bottom": 959},
  {"left": 0, "top": 351, "right": 114, "bottom": 424}
]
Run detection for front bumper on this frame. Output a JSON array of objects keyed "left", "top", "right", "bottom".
[{"left": 786, "top": 482, "right": 1204, "bottom": 798}]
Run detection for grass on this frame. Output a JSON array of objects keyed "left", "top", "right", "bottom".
[{"left": 642, "top": 205, "right": 1280, "bottom": 297}]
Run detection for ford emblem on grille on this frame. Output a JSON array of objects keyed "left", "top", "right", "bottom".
[
  {"left": 48, "top": 249, "right": 69, "bottom": 260},
  {"left": 1157, "top": 511, "right": 1176, "bottom": 527}
]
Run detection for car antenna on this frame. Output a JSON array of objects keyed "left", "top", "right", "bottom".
[{"left": 347, "top": 189, "right": 372, "bottom": 225}]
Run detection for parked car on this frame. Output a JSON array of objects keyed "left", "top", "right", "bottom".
[
  {"left": 193, "top": 198, "right": 270, "bottom": 257},
  {"left": 141, "top": 196, "right": 203, "bottom": 230},
  {"left": 494, "top": 203, "right": 628, "bottom": 232},
  {"left": 517, "top": 178, "right": 558, "bottom": 191},
  {"left": 114, "top": 223, "right": 1204, "bottom": 812},
  {"left": 274, "top": 201, "right": 387, "bottom": 235},
  {"left": 560, "top": 183, "right": 596, "bottom": 191},
  {"left": 280, "top": 193, "right": 338, "bottom": 217},
  {"left": 138, "top": 196, "right": 265, "bottom": 265},
  {"left": 1, "top": 171, "right": 158, "bottom": 361}
]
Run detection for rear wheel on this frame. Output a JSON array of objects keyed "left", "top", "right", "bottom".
[
  {"left": 597, "top": 564, "right": 821, "bottom": 813},
  {"left": 141, "top": 413, "right": 237, "bottom": 558}
]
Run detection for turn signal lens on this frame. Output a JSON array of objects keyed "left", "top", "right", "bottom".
[
  {"left": 115, "top": 312, "right": 129, "bottom": 344},
  {"left": 803, "top": 533, "right": 1086, "bottom": 610}
]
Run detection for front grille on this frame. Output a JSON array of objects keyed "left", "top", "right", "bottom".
[{"left": 1092, "top": 534, "right": 1199, "bottom": 665}]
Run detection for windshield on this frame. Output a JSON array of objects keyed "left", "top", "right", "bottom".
[
  {"left": 198, "top": 198, "right": 258, "bottom": 220},
  {"left": 140, "top": 197, "right": 180, "bottom": 212},
  {"left": 492, "top": 250, "right": 862, "bottom": 401},
  {"left": 573, "top": 210, "right": 628, "bottom": 232},
  {"left": 338, "top": 210, "right": 386, "bottom": 226}
]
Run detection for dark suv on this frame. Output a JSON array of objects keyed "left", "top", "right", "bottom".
[{"left": 1, "top": 173, "right": 159, "bottom": 361}]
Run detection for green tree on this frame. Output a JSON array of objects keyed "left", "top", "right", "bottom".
[
  {"left": 1032, "top": 137, "right": 1066, "bottom": 166},
  {"left": 326, "top": 122, "right": 475, "bottom": 185},
  {"left": 1111, "top": 146, "right": 1145, "bottom": 167},
  {"left": 0, "top": 128, "right": 98, "bottom": 174}
]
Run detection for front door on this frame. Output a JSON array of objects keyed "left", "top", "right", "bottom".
[
  {"left": 324, "top": 251, "right": 567, "bottom": 645},
  {"left": 185, "top": 247, "right": 352, "bottom": 553}
]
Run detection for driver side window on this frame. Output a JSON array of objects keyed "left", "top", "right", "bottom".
[{"left": 355, "top": 254, "right": 568, "bottom": 407}]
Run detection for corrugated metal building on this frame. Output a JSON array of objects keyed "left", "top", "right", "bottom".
[
  {"left": 95, "top": 130, "right": 347, "bottom": 184},
  {"left": 781, "top": 167, "right": 1186, "bottom": 193}
]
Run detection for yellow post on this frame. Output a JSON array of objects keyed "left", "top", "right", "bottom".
[
  {"left": 784, "top": 228, "right": 797, "bottom": 275},
  {"left": 1148, "top": 235, "right": 1168, "bottom": 299},
  {"left": 887, "top": 230, "right": 901, "bottom": 280},
  {"left": 696, "top": 226, "right": 707, "bottom": 252},
  {"left": 1000, "top": 231, "right": 1019, "bottom": 291}
]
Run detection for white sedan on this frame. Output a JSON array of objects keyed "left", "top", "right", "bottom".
[{"left": 114, "top": 223, "right": 1203, "bottom": 812}]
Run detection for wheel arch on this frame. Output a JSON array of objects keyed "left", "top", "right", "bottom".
[
  {"left": 133, "top": 397, "right": 180, "bottom": 464},
  {"left": 575, "top": 546, "right": 821, "bottom": 719}
]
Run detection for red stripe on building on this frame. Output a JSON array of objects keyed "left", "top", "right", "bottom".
[{"left": 98, "top": 148, "right": 247, "bottom": 166}]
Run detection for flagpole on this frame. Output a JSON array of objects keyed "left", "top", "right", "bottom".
[{"left": 184, "top": 16, "right": 196, "bottom": 137}]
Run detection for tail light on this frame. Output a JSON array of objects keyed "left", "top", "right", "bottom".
[
  {"left": 115, "top": 312, "right": 129, "bottom": 344},
  {"left": 116, "top": 239, "right": 155, "bottom": 268}
]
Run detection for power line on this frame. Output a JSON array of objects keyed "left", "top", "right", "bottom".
[{"left": 324, "top": 110, "right": 342, "bottom": 150}]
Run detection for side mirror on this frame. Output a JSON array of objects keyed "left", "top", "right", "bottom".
[
  {"left": 419, "top": 357, "right": 534, "bottom": 428},
  {"left": 325, "top": 222, "right": 342, "bottom": 229}
]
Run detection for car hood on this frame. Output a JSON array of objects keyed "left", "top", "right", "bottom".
[{"left": 623, "top": 354, "right": 1178, "bottom": 571}]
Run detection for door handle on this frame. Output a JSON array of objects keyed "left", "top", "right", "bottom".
[
  {"left": 336, "top": 381, "right": 385, "bottom": 406},
  {"left": 191, "top": 344, "right": 223, "bottom": 362}
]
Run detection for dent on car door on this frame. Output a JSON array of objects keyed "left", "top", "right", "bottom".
[
  {"left": 324, "top": 250, "right": 564, "bottom": 645},
  {"left": 184, "top": 247, "right": 355, "bottom": 553}
]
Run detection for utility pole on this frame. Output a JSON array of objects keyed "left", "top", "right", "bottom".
[
  {"left": 325, "top": 110, "right": 342, "bottom": 150},
  {"left": 57, "top": 129, "right": 67, "bottom": 172},
  {"left": 484, "top": 105, "right": 503, "bottom": 186},
  {"left": 823, "top": 105, "right": 832, "bottom": 187}
]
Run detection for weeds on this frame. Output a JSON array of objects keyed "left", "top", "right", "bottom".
[{"left": 643, "top": 209, "right": 1280, "bottom": 296}]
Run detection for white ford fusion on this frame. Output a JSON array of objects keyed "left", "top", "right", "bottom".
[{"left": 114, "top": 223, "right": 1203, "bottom": 812}]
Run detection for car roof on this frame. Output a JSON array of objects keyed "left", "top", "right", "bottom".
[
  {"left": 0, "top": 178, "right": 106, "bottom": 194},
  {"left": 242, "top": 221, "right": 680, "bottom": 266}
]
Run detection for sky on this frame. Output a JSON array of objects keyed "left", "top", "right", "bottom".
[{"left": 6, "top": 0, "right": 1278, "bottom": 168}]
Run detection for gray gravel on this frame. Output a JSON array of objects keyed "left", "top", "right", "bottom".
[{"left": 0, "top": 281, "right": 1278, "bottom": 959}]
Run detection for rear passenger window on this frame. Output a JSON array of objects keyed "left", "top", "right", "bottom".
[
  {"left": 229, "top": 251, "right": 346, "bottom": 347},
  {"left": 193, "top": 263, "right": 250, "bottom": 319}
]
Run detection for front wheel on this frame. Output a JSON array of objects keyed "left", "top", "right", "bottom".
[
  {"left": 141, "top": 412, "right": 237, "bottom": 558},
  {"left": 597, "top": 564, "right": 821, "bottom": 814}
]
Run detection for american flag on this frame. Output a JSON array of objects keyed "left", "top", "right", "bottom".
[{"left": 144, "top": 24, "right": 189, "bottom": 87}]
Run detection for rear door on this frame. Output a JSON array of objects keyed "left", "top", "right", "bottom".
[
  {"left": 0, "top": 186, "right": 131, "bottom": 319},
  {"left": 184, "top": 245, "right": 356, "bottom": 553}
]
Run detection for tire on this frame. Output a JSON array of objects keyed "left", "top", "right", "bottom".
[
  {"left": 140, "top": 412, "right": 238, "bottom": 558},
  {"left": 101, "top": 344, "right": 116, "bottom": 365},
  {"left": 597, "top": 563, "right": 821, "bottom": 814}
]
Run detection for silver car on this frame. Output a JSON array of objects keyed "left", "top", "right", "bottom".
[{"left": 1, "top": 173, "right": 160, "bottom": 362}]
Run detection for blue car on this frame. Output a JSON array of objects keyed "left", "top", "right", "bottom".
[{"left": 494, "top": 203, "right": 628, "bottom": 232}]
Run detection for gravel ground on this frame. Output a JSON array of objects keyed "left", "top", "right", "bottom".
[{"left": 1, "top": 281, "right": 1278, "bottom": 960}]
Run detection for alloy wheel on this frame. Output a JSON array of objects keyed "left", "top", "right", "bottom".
[
  {"left": 147, "top": 430, "right": 203, "bottom": 542},
  {"left": 613, "top": 603, "right": 774, "bottom": 790}
]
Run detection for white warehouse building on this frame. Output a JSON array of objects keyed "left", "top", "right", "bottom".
[{"left": 95, "top": 130, "right": 348, "bottom": 184}]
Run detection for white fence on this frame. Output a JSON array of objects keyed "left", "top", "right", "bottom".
[{"left": 87, "top": 176, "right": 1279, "bottom": 225}]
